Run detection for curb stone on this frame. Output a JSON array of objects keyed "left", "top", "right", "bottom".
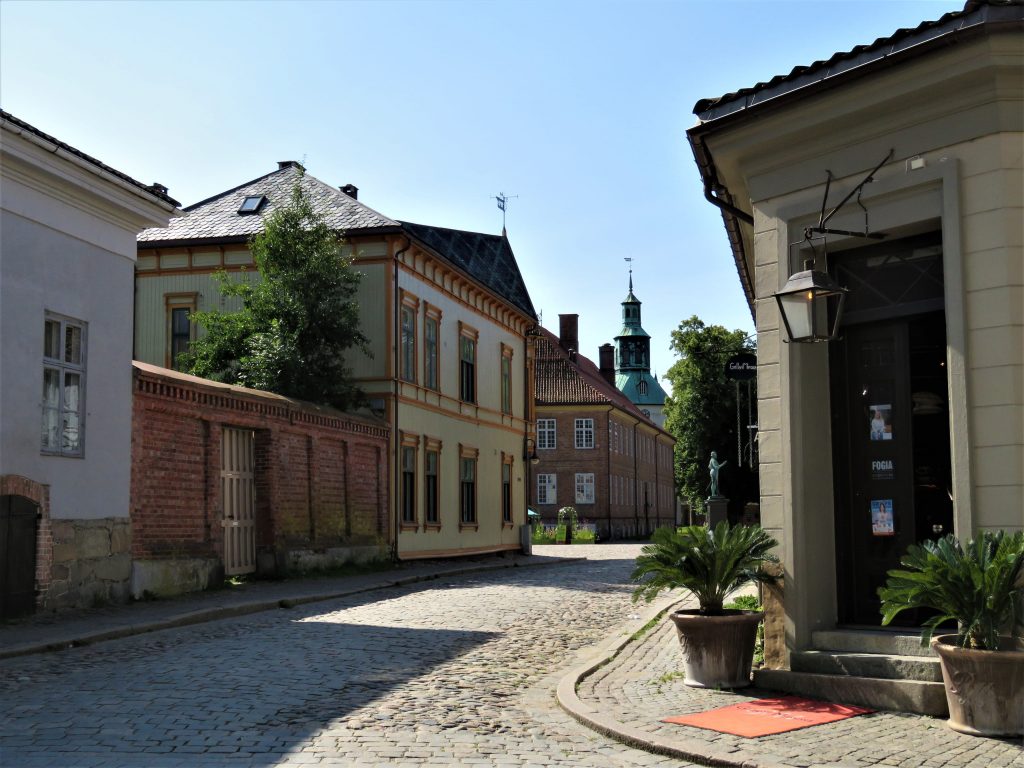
[
  {"left": 1, "top": 555, "right": 586, "bottom": 661},
  {"left": 556, "top": 598, "right": 793, "bottom": 768}
]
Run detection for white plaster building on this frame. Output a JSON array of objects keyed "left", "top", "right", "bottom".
[{"left": 0, "top": 111, "right": 178, "bottom": 615}]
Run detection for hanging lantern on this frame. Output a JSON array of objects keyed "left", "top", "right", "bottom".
[{"left": 774, "top": 260, "right": 848, "bottom": 343}]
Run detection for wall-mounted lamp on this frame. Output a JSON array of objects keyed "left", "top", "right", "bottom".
[
  {"left": 774, "top": 259, "right": 848, "bottom": 343},
  {"left": 524, "top": 438, "right": 540, "bottom": 465}
]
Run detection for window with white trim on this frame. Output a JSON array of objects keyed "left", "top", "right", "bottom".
[
  {"left": 536, "top": 473, "right": 557, "bottom": 505},
  {"left": 537, "top": 418, "right": 556, "bottom": 450},
  {"left": 42, "top": 315, "right": 86, "bottom": 456},
  {"left": 401, "top": 445, "right": 417, "bottom": 524},
  {"left": 500, "top": 345, "right": 513, "bottom": 415},
  {"left": 459, "top": 326, "right": 477, "bottom": 403},
  {"left": 425, "top": 449, "right": 440, "bottom": 525},
  {"left": 424, "top": 314, "right": 439, "bottom": 390},
  {"left": 400, "top": 305, "right": 416, "bottom": 383},
  {"left": 575, "top": 473, "right": 595, "bottom": 504},
  {"left": 501, "top": 458, "right": 513, "bottom": 524},
  {"left": 460, "top": 449, "right": 478, "bottom": 525},
  {"left": 574, "top": 418, "right": 594, "bottom": 449}
]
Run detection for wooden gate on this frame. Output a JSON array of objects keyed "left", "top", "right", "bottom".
[
  {"left": 1, "top": 495, "right": 39, "bottom": 620},
  {"left": 221, "top": 428, "right": 256, "bottom": 576}
]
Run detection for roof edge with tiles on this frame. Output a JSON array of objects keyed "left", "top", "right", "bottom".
[{"left": 1, "top": 109, "right": 181, "bottom": 209}]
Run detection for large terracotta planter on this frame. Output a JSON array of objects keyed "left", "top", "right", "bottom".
[
  {"left": 669, "top": 609, "right": 763, "bottom": 689},
  {"left": 931, "top": 634, "right": 1024, "bottom": 737}
]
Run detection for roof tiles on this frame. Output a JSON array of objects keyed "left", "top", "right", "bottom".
[
  {"left": 534, "top": 327, "right": 670, "bottom": 437},
  {"left": 138, "top": 164, "right": 397, "bottom": 244}
]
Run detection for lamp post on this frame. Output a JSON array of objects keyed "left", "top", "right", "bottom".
[{"left": 774, "top": 259, "right": 849, "bottom": 343}]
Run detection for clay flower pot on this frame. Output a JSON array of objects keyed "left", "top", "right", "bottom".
[
  {"left": 669, "top": 609, "right": 764, "bottom": 688},
  {"left": 931, "top": 634, "right": 1024, "bottom": 737}
]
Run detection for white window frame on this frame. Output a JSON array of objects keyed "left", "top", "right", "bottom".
[
  {"left": 574, "top": 418, "right": 594, "bottom": 449},
  {"left": 41, "top": 313, "right": 87, "bottom": 457},
  {"left": 536, "top": 473, "right": 557, "bottom": 505},
  {"left": 537, "top": 418, "right": 556, "bottom": 450},
  {"left": 575, "top": 473, "right": 595, "bottom": 504}
]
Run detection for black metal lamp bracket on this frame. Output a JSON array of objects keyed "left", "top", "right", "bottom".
[{"left": 804, "top": 148, "right": 894, "bottom": 242}]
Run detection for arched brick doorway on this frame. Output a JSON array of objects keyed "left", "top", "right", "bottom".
[{"left": 0, "top": 475, "right": 50, "bottom": 619}]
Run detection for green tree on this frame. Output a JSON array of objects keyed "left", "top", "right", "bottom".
[
  {"left": 182, "top": 182, "right": 369, "bottom": 410},
  {"left": 663, "top": 316, "right": 757, "bottom": 517}
]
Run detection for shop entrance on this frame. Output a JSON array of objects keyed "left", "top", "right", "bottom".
[{"left": 829, "top": 233, "right": 953, "bottom": 626}]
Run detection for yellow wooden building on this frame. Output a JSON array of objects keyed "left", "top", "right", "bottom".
[{"left": 134, "top": 162, "right": 537, "bottom": 561}]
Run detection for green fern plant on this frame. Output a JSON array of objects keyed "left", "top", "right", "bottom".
[
  {"left": 878, "top": 531, "right": 1024, "bottom": 650},
  {"left": 630, "top": 522, "right": 778, "bottom": 614}
]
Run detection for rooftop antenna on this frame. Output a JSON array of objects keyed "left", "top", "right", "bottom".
[
  {"left": 624, "top": 257, "right": 634, "bottom": 292},
  {"left": 494, "top": 192, "right": 517, "bottom": 236}
]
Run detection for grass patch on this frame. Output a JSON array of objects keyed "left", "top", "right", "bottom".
[{"left": 531, "top": 525, "right": 597, "bottom": 545}]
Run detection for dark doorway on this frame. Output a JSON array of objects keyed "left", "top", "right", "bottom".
[
  {"left": 1, "top": 494, "right": 39, "bottom": 620},
  {"left": 829, "top": 233, "right": 953, "bottom": 627}
]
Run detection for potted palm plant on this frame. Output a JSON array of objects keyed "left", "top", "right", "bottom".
[
  {"left": 879, "top": 530, "right": 1024, "bottom": 737},
  {"left": 631, "top": 521, "right": 778, "bottom": 688}
]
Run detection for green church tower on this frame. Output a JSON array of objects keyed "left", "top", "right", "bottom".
[{"left": 615, "top": 272, "right": 669, "bottom": 427}]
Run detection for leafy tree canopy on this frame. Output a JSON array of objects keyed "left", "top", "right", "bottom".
[
  {"left": 663, "top": 316, "right": 757, "bottom": 514},
  {"left": 181, "top": 181, "right": 369, "bottom": 410}
]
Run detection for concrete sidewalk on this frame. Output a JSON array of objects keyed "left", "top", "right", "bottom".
[
  {"left": 0, "top": 550, "right": 580, "bottom": 661},
  {"left": 559, "top": 603, "right": 1024, "bottom": 768}
]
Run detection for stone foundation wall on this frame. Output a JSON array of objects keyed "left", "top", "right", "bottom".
[{"left": 43, "top": 517, "right": 132, "bottom": 610}]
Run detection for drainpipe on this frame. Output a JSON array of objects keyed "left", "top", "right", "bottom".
[
  {"left": 606, "top": 409, "right": 612, "bottom": 540},
  {"left": 392, "top": 236, "right": 411, "bottom": 562},
  {"left": 632, "top": 419, "right": 639, "bottom": 536},
  {"left": 693, "top": 133, "right": 756, "bottom": 322}
]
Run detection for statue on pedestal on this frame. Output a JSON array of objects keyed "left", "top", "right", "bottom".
[{"left": 708, "top": 451, "right": 728, "bottom": 499}]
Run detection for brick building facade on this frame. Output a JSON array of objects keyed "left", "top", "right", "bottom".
[
  {"left": 532, "top": 316, "right": 676, "bottom": 540},
  {"left": 130, "top": 362, "right": 390, "bottom": 597}
]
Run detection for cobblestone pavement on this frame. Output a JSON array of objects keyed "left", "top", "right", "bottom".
[
  {"left": 1, "top": 544, "right": 690, "bottom": 768},
  {"left": 575, "top": 616, "right": 1024, "bottom": 768}
]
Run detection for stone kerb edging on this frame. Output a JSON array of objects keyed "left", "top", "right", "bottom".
[{"left": 556, "top": 597, "right": 792, "bottom": 768}]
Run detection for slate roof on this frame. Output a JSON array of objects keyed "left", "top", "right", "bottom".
[
  {"left": 693, "top": 0, "right": 1023, "bottom": 122},
  {"left": 399, "top": 221, "right": 537, "bottom": 319},
  {"left": 138, "top": 163, "right": 398, "bottom": 245},
  {"left": 1, "top": 109, "right": 180, "bottom": 208},
  {"left": 534, "top": 327, "right": 671, "bottom": 439}
]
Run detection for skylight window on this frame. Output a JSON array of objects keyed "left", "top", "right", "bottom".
[{"left": 238, "top": 195, "right": 266, "bottom": 214}]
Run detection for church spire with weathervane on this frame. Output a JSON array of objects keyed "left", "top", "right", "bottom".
[{"left": 614, "top": 260, "right": 669, "bottom": 427}]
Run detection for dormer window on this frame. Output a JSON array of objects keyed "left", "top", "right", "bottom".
[{"left": 238, "top": 195, "right": 266, "bottom": 214}]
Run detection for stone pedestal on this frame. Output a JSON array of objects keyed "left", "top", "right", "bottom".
[{"left": 705, "top": 496, "right": 729, "bottom": 528}]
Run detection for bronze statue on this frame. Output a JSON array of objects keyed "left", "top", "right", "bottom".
[{"left": 708, "top": 451, "right": 728, "bottom": 498}]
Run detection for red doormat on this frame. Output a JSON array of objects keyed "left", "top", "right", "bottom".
[{"left": 662, "top": 696, "right": 873, "bottom": 737}]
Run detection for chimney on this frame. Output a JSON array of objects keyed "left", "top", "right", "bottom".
[
  {"left": 598, "top": 344, "right": 616, "bottom": 386},
  {"left": 340, "top": 184, "right": 358, "bottom": 200},
  {"left": 277, "top": 160, "right": 305, "bottom": 172},
  {"left": 558, "top": 314, "right": 579, "bottom": 355}
]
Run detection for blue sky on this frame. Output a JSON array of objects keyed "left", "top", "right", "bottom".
[{"left": 1, "top": 0, "right": 955, "bottom": 387}]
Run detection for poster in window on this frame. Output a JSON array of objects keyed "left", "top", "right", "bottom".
[
  {"left": 871, "top": 499, "right": 895, "bottom": 536},
  {"left": 869, "top": 404, "right": 893, "bottom": 441},
  {"left": 870, "top": 459, "right": 895, "bottom": 481}
]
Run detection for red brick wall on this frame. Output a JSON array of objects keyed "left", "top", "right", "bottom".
[{"left": 131, "top": 364, "right": 390, "bottom": 570}]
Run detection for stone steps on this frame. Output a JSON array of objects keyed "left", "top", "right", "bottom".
[
  {"left": 791, "top": 650, "right": 943, "bottom": 682},
  {"left": 753, "top": 629, "right": 949, "bottom": 717}
]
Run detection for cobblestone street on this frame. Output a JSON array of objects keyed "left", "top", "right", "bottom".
[{"left": 0, "top": 545, "right": 688, "bottom": 768}]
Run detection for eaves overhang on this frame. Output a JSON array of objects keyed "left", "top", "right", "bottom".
[
  {"left": 136, "top": 224, "right": 405, "bottom": 251},
  {"left": 685, "top": 0, "right": 1024, "bottom": 320}
]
